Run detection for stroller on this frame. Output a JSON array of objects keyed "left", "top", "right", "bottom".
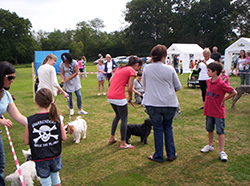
[{"left": 187, "top": 69, "right": 200, "bottom": 89}]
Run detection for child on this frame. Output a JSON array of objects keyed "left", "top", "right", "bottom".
[
  {"left": 200, "top": 62, "right": 237, "bottom": 161},
  {"left": 219, "top": 69, "right": 229, "bottom": 85},
  {"left": 180, "top": 60, "right": 183, "bottom": 74},
  {"left": 96, "top": 59, "right": 106, "bottom": 95},
  {"left": 25, "top": 88, "right": 67, "bottom": 186}
]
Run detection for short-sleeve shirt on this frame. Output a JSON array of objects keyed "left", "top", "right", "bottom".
[
  {"left": 198, "top": 58, "right": 214, "bottom": 81},
  {"left": 0, "top": 89, "right": 13, "bottom": 116},
  {"left": 211, "top": 52, "right": 221, "bottom": 62},
  {"left": 107, "top": 66, "right": 136, "bottom": 100},
  {"left": 204, "top": 77, "right": 234, "bottom": 119},
  {"left": 27, "top": 113, "right": 62, "bottom": 161},
  {"left": 133, "top": 79, "right": 144, "bottom": 93},
  {"left": 59, "top": 60, "right": 81, "bottom": 93}
]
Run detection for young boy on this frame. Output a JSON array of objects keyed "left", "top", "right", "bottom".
[{"left": 200, "top": 62, "right": 237, "bottom": 161}]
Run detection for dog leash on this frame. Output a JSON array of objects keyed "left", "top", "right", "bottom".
[
  {"left": 129, "top": 101, "right": 146, "bottom": 119},
  {"left": 1, "top": 115, "right": 26, "bottom": 186}
]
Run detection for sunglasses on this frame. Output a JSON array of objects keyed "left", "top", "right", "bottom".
[{"left": 5, "top": 75, "right": 16, "bottom": 81}]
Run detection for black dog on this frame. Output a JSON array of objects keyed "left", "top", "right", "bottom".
[{"left": 126, "top": 118, "right": 152, "bottom": 144}]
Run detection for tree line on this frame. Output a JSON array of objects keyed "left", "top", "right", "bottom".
[{"left": 0, "top": 0, "right": 249, "bottom": 64}]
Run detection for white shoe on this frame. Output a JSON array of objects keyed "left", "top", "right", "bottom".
[
  {"left": 219, "top": 151, "right": 228, "bottom": 161},
  {"left": 70, "top": 109, "right": 74, "bottom": 116},
  {"left": 97, "top": 93, "right": 100, "bottom": 96},
  {"left": 103, "top": 93, "right": 106, "bottom": 95},
  {"left": 201, "top": 145, "right": 214, "bottom": 153},
  {"left": 78, "top": 109, "right": 88, "bottom": 115}
]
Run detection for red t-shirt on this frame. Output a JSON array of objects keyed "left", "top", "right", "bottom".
[
  {"left": 204, "top": 77, "right": 234, "bottom": 119},
  {"left": 107, "top": 67, "right": 136, "bottom": 99}
]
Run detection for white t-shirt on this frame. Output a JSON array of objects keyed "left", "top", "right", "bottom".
[
  {"left": 37, "top": 64, "right": 59, "bottom": 96},
  {"left": 107, "top": 61, "right": 112, "bottom": 73},
  {"left": 198, "top": 58, "right": 214, "bottom": 81}
]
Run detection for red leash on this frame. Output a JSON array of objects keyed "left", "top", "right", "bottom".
[{"left": 129, "top": 101, "right": 146, "bottom": 119}]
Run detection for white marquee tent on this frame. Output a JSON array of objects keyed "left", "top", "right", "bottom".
[
  {"left": 224, "top": 37, "right": 250, "bottom": 74},
  {"left": 167, "top": 43, "right": 203, "bottom": 73}
]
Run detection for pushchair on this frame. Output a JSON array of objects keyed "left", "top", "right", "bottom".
[{"left": 187, "top": 69, "right": 200, "bottom": 89}]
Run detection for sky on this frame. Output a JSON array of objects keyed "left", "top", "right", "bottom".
[{"left": 1, "top": 0, "right": 132, "bottom": 33}]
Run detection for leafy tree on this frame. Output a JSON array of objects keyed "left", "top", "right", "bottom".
[
  {"left": 0, "top": 9, "right": 41, "bottom": 64},
  {"left": 231, "top": 0, "right": 250, "bottom": 37}
]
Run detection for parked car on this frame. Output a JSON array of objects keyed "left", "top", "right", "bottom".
[
  {"left": 140, "top": 57, "right": 151, "bottom": 63},
  {"left": 114, "top": 56, "right": 127, "bottom": 64},
  {"left": 93, "top": 58, "right": 106, "bottom": 65}
]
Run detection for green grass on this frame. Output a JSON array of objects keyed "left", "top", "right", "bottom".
[{"left": 3, "top": 62, "right": 250, "bottom": 186}]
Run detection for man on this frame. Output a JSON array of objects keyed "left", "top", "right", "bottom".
[
  {"left": 211, "top": 46, "right": 221, "bottom": 63},
  {"left": 173, "top": 55, "right": 179, "bottom": 73}
]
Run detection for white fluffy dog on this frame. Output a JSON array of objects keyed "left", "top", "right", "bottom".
[
  {"left": 5, "top": 149, "right": 41, "bottom": 186},
  {"left": 64, "top": 116, "right": 87, "bottom": 143}
]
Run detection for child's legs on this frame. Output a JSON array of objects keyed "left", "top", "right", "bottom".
[
  {"left": 97, "top": 80, "right": 101, "bottom": 92},
  {"left": 215, "top": 118, "right": 225, "bottom": 151},
  {"left": 51, "top": 171, "right": 61, "bottom": 186},
  {"left": 40, "top": 176, "right": 52, "bottom": 186},
  {"left": 101, "top": 80, "right": 105, "bottom": 92},
  {"left": 206, "top": 116, "right": 215, "bottom": 146}
]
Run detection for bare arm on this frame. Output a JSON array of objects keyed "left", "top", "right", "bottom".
[
  {"left": 61, "top": 123, "right": 67, "bottom": 141},
  {"left": 24, "top": 124, "right": 29, "bottom": 145},
  {"left": 127, "top": 76, "right": 136, "bottom": 101},
  {"left": 60, "top": 67, "right": 65, "bottom": 83},
  {"left": 7, "top": 102, "right": 27, "bottom": 126},
  {"left": 221, "top": 90, "right": 238, "bottom": 106}
]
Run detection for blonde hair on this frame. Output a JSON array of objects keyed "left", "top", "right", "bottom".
[
  {"left": 98, "top": 59, "right": 104, "bottom": 65},
  {"left": 42, "top": 54, "right": 57, "bottom": 65},
  {"left": 203, "top": 48, "right": 211, "bottom": 57},
  {"left": 106, "top": 54, "right": 112, "bottom": 58}
]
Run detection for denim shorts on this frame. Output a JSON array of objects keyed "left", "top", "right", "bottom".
[
  {"left": 206, "top": 116, "right": 225, "bottom": 135},
  {"left": 35, "top": 155, "right": 63, "bottom": 178}
]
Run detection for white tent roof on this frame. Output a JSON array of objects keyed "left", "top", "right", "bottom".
[
  {"left": 167, "top": 43, "right": 203, "bottom": 54},
  {"left": 224, "top": 37, "right": 250, "bottom": 74}
]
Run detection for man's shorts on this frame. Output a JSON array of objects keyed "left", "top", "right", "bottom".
[{"left": 206, "top": 116, "right": 225, "bottom": 135}]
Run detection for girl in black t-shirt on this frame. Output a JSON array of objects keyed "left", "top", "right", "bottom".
[{"left": 25, "top": 88, "right": 66, "bottom": 186}]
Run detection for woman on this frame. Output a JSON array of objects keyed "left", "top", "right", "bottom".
[
  {"left": 0, "top": 61, "right": 27, "bottom": 185},
  {"left": 104, "top": 54, "right": 118, "bottom": 84},
  {"left": 132, "top": 71, "right": 144, "bottom": 104},
  {"left": 196, "top": 48, "right": 214, "bottom": 109},
  {"left": 236, "top": 50, "right": 248, "bottom": 85},
  {"left": 37, "top": 54, "right": 68, "bottom": 98},
  {"left": 97, "top": 59, "right": 106, "bottom": 95},
  {"left": 142, "top": 44, "right": 181, "bottom": 163},
  {"left": 60, "top": 53, "right": 87, "bottom": 116},
  {"left": 107, "top": 56, "right": 142, "bottom": 149}
]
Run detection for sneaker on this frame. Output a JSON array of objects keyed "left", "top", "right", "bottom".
[
  {"left": 97, "top": 93, "right": 100, "bottom": 96},
  {"left": 201, "top": 145, "right": 214, "bottom": 153},
  {"left": 103, "top": 93, "right": 106, "bottom": 95},
  {"left": 219, "top": 151, "right": 228, "bottom": 161},
  {"left": 198, "top": 106, "right": 204, "bottom": 109},
  {"left": 78, "top": 109, "right": 88, "bottom": 115},
  {"left": 70, "top": 109, "right": 74, "bottom": 116}
]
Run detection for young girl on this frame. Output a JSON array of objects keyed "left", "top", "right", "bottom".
[
  {"left": 25, "top": 88, "right": 66, "bottom": 186},
  {"left": 78, "top": 57, "right": 84, "bottom": 79},
  {"left": 107, "top": 56, "right": 142, "bottom": 149},
  {"left": 97, "top": 59, "right": 106, "bottom": 95},
  {"left": 220, "top": 69, "right": 229, "bottom": 85}
]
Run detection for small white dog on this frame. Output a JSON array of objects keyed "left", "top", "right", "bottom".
[
  {"left": 5, "top": 149, "right": 41, "bottom": 186},
  {"left": 64, "top": 116, "right": 87, "bottom": 143}
]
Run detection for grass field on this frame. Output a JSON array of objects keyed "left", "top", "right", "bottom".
[{"left": 3, "top": 62, "right": 250, "bottom": 186}]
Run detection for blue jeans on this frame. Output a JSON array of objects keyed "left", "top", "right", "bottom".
[
  {"left": 239, "top": 70, "right": 250, "bottom": 85},
  {"left": 66, "top": 89, "right": 82, "bottom": 109},
  {"left": 0, "top": 135, "right": 5, "bottom": 186},
  {"left": 146, "top": 106, "right": 176, "bottom": 162}
]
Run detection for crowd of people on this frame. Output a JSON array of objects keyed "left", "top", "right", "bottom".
[{"left": 0, "top": 44, "right": 246, "bottom": 185}]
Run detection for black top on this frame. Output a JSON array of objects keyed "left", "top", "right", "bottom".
[
  {"left": 27, "top": 113, "right": 62, "bottom": 161},
  {"left": 211, "top": 52, "right": 221, "bottom": 62}
]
